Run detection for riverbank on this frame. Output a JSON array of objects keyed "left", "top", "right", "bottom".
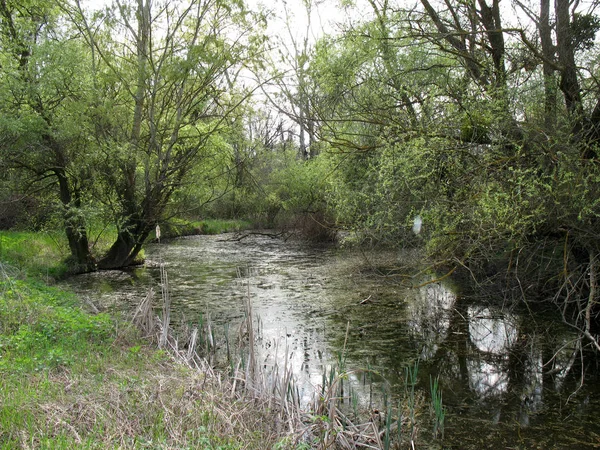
[
  {"left": 0, "top": 219, "right": 252, "bottom": 279},
  {"left": 0, "top": 231, "right": 295, "bottom": 449}
]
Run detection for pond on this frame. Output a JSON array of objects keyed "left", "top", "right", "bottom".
[{"left": 62, "top": 233, "right": 600, "bottom": 448}]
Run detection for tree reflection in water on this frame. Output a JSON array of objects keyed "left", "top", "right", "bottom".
[{"left": 404, "top": 281, "right": 597, "bottom": 447}]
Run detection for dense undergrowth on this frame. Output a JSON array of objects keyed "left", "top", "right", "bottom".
[{"left": 157, "top": 218, "right": 252, "bottom": 240}]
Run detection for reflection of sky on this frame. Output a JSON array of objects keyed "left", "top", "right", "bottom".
[
  {"left": 468, "top": 359, "right": 509, "bottom": 397},
  {"left": 408, "top": 282, "right": 456, "bottom": 360},
  {"left": 466, "top": 307, "right": 517, "bottom": 397},
  {"left": 468, "top": 307, "right": 518, "bottom": 354}
]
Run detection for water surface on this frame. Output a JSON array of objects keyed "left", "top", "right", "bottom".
[{"left": 63, "top": 233, "right": 600, "bottom": 448}]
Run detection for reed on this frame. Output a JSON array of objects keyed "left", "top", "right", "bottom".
[
  {"left": 384, "top": 394, "right": 393, "bottom": 450},
  {"left": 131, "top": 287, "right": 155, "bottom": 338},
  {"left": 158, "top": 261, "right": 170, "bottom": 348},
  {"left": 430, "top": 374, "right": 445, "bottom": 439},
  {"left": 405, "top": 358, "right": 419, "bottom": 443}
]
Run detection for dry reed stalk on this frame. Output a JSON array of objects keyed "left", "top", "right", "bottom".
[
  {"left": 131, "top": 288, "right": 155, "bottom": 338},
  {"left": 244, "top": 278, "right": 256, "bottom": 390},
  {"left": 186, "top": 327, "right": 198, "bottom": 362},
  {"left": 159, "top": 262, "right": 170, "bottom": 348},
  {"left": 130, "top": 262, "right": 407, "bottom": 449}
]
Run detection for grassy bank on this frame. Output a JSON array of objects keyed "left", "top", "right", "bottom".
[
  {"left": 0, "top": 231, "right": 67, "bottom": 278},
  {"left": 0, "top": 235, "right": 290, "bottom": 449},
  {"left": 0, "top": 218, "right": 252, "bottom": 274}
]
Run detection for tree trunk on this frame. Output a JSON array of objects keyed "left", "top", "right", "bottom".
[
  {"left": 98, "top": 0, "right": 151, "bottom": 270},
  {"left": 539, "top": 0, "right": 557, "bottom": 130},
  {"left": 555, "top": 0, "right": 583, "bottom": 128},
  {"left": 55, "top": 170, "right": 94, "bottom": 270},
  {"left": 477, "top": 0, "right": 506, "bottom": 90},
  {"left": 97, "top": 219, "right": 151, "bottom": 269},
  {"left": 49, "top": 133, "right": 94, "bottom": 271}
]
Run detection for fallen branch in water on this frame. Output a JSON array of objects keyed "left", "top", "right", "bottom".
[
  {"left": 220, "top": 231, "right": 289, "bottom": 242},
  {"left": 413, "top": 267, "right": 457, "bottom": 288}
]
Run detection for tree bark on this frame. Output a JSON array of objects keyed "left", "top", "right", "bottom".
[
  {"left": 48, "top": 133, "right": 94, "bottom": 271},
  {"left": 539, "top": 0, "right": 557, "bottom": 130},
  {"left": 477, "top": 0, "right": 506, "bottom": 90},
  {"left": 98, "top": 0, "right": 151, "bottom": 270},
  {"left": 57, "top": 169, "right": 94, "bottom": 270},
  {"left": 97, "top": 220, "right": 151, "bottom": 269},
  {"left": 555, "top": 0, "right": 583, "bottom": 128}
]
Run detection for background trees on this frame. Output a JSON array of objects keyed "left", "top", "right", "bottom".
[
  {"left": 75, "top": 0, "right": 266, "bottom": 268},
  {"left": 0, "top": 0, "right": 98, "bottom": 269},
  {"left": 0, "top": 0, "right": 266, "bottom": 270},
  {"left": 304, "top": 0, "right": 600, "bottom": 343}
]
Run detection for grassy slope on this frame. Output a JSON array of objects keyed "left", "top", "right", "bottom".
[{"left": 0, "top": 232, "right": 288, "bottom": 449}]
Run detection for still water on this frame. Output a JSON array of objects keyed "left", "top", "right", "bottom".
[{"left": 63, "top": 233, "right": 600, "bottom": 448}]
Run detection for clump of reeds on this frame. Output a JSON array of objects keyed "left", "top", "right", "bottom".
[
  {"left": 131, "top": 287, "right": 155, "bottom": 338},
  {"left": 430, "top": 375, "right": 445, "bottom": 439},
  {"left": 159, "top": 261, "right": 170, "bottom": 348}
]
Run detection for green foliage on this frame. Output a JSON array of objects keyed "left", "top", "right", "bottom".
[
  {"left": 200, "top": 219, "right": 252, "bottom": 235},
  {"left": 0, "top": 0, "right": 268, "bottom": 269},
  {"left": 301, "top": 2, "right": 600, "bottom": 335},
  {"left": 200, "top": 133, "right": 334, "bottom": 237},
  {"left": 156, "top": 218, "right": 252, "bottom": 238},
  {"left": 571, "top": 13, "right": 600, "bottom": 51}
]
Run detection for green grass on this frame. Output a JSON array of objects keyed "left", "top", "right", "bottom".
[
  {"left": 0, "top": 231, "right": 68, "bottom": 278},
  {"left": 0, "top": 273, "right": 289, "bottom": 449},
  {"left": 199, "top": 219, "right": 252, "bottom": 235},
  {"left": 0, "top": 278, "right": 112, "bottom": 373},
  {"left": 0, "top": 219, "right": 252, "bottom": 278},
  {"left": 0, "top": 226, "right": 119, "bottom": 278}
]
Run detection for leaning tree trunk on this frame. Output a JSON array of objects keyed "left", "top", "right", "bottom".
[
  {"left": 555, "top": 0, "right": 584, "bottom": 127},
  {"left": 97, "top": 217, "right": 152, "bottom": 269},
  {"left": 539, "top": 0, "right": 557, "bottom": 131},
  {"left": 97, "top": 0, "right": 151, "bottom": 271}
]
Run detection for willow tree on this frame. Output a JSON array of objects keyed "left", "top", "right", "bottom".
[
  {"left": 0, "top": 0, "right": 97, "bottom": 270},
  {"left": 68, "top": 0, "right": 265, "bottom": 269}
]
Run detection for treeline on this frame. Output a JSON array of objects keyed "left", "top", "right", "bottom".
[
  {"left": 2, "top": 0, "right": 600, "bottom": 344},
  {"left": 0, "top": 0, "right": 322, "bottom": 269}
]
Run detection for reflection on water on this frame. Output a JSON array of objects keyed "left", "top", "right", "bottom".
[
  {"left": 62, "top": 233, "right": 600, "bottom": 448},
  {"left": 409, "top": 282, "right": 455, "bottom": 360}
]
